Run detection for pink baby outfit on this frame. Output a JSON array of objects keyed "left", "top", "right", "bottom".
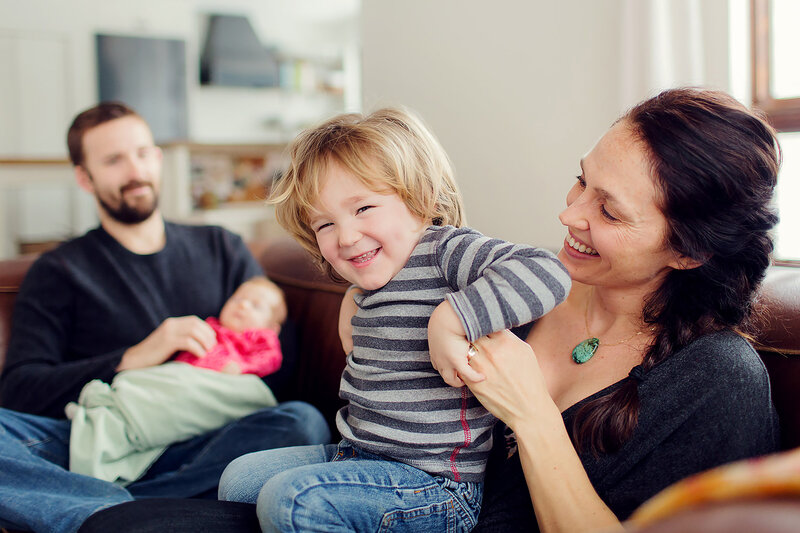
[{"left": 174, "top": 317, "right": 282, "bottom": 377}]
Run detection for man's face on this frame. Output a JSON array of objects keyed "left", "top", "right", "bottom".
[{"left": 79, "top": 116, "right": 162, "bottom": 224}]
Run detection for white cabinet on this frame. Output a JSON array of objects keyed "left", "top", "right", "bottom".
[
  {"left": 0, "top": 161, "right": 95, "bottom": 259},
  {"left": 0, "top": 32, "right": 73, "bottom": 157}
]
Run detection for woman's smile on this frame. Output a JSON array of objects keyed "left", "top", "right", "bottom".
[{"left": 565, "top": 233, "right": 598, "bottom": 256}]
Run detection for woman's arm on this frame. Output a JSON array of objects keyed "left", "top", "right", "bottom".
[{"left": 465, "top": 330, "right": 624, "bottom": 533}]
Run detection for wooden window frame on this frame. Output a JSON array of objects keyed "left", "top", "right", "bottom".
[
  {"left": 752, "top": 0, "right": 800, "bottom": 131},
  {"left": 751, "top": 0, "right": 800, "bottom": 266}
]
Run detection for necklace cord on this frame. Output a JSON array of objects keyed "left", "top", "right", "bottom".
[
  {"left": 572, "top": 291, "right": 653, "bottom": 364},
  {"left": 584, "top": 294, "right": 647, "bottom": 347}
]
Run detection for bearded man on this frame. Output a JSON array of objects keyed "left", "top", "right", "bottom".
[{"left": 0, "top": 102, "right": 330, "bottom": 533}]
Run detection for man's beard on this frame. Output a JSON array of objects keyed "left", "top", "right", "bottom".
[{"left": 89, "top": 172, "right": 159, "bottom": 224}]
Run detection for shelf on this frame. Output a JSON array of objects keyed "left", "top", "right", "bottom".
[
  {"left": 161, "top": 142, "right": 285, "bottom": 152},
  {"left": 0, "top": 158, "right": 70, "bottom": 165},
  {"left": 0, "top": 160, "right": 73, "bottom": 186},
  {"left": 159, "top": 142, "right": 290, "bottom": 242},
  {"left": 182, "top": 202, "right": 285, "bottom": 241}
]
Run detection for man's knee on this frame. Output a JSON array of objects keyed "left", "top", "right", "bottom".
[{"left": 275, "top": 401, "right": 331, "bottom": 444}]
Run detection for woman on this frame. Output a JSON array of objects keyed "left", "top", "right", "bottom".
[
  {"left": 78, "top": 88, "right": 780, "bottom": 533},
  {"left": 459, "top": 87, "right": 780, "bottom": 532}
]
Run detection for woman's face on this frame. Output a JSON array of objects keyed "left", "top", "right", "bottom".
[{"left": 557, "top": 121, "right": 684, "bottom": 292}]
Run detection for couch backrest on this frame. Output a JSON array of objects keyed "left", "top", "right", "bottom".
[{"left": 250, "top": 238, "right": 349, "bottom": 430}]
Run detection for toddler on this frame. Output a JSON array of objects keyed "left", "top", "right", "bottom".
[{"left": 218, "top": 108, "right": 571, "bottom": 532}]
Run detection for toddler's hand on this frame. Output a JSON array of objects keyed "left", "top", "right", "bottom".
[
  {"left": 428, "top": 301, "right": 486, "bottom": 387},
  {"left": 338, "top": 287, "right": 362, "bottom": 354}
]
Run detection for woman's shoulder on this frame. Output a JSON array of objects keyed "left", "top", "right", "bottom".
[
  {"left": 643, "top": 330, "right": 773, "bottom": 418},
  {"left": 659, "top": 330, "right": 767, "bottom": 383}
]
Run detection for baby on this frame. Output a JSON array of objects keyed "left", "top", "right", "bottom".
[
  {"left": 174, "top": 277, "right": 286, "bottom": 376},
  {"left": 66, "top": 277, "right": 285, "bottom": 484}
]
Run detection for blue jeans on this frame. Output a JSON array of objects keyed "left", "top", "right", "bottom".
[
  {"left": 0, "top": 401, "right": 330, "bottom": 533},
  {"left": 219, "top": 441, "right": 483, "bottom": 533}
]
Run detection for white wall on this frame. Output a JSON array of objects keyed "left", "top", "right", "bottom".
[
  {"left": 0, "top": 0, "right": 734, "bottom": 256},
  {"left": 0, "top": 0, "right": 359, "bottom": 257},
  {"left": 361, "top": 0, "right": 731, "bottom": 252},
  {"left": 0, "top": 0, "right": 360, "bottom": 153}
]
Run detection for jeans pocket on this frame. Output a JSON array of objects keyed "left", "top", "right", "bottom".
[
  {"left": 378, "top": 499, "right": 458, "bottom": 533},
  {"left": 375, "top": 479, "right": 483, "bottom": 533}
]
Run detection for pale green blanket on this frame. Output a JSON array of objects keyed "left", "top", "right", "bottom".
[{"left": 66, "top": 362, "right": 277, "bottom": 485}]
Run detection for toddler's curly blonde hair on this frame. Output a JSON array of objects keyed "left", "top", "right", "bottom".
[{"left": 268, "top": 107, "right": 465, "bottom": 279}]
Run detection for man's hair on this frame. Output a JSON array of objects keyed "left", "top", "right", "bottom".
[
  {"left": 67, "top": 101, "right": 141, "bottom": 166},
  {"left": 268, "top": 107, "right": 466, "bottom": 279}
]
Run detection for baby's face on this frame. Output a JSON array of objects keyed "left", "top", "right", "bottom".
[{"left": 219, "top": 282, "right": 283, "bottom": 333}]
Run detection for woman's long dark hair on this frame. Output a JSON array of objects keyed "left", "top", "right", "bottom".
[{"left": 572, "top": 88, "right": 781, "bottom": 455}]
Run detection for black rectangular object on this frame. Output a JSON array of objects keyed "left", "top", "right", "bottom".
[{"left": 96, "top": 34, "right": 188, "bottom": 143}]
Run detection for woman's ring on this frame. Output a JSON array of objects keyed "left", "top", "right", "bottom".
[{"left": 467, "top": 343, "right": 477, "bottom": 360}]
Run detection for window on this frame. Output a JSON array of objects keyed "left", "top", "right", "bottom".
[{"left": 751, "top": 0, "right": 800, "bottom": 263}]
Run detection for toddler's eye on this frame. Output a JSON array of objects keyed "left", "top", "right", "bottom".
[
  {"left": 356, "top": 205, "right": 374, "bottom": 214},
  {"left": 316, "top": 222, "right": 333, "bottom": 231}
]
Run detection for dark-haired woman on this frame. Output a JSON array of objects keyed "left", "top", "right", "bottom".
[{"left": 457, "top": 88, "right": 781, "bottom": 532}]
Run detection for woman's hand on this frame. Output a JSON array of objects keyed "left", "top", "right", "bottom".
[
  {"left": 428, "top": 301, "right": 485, "bottom": 387},
  {"left": 465, "top": 329, "right": 624, "bottom": 533},
  {"left": 462, "top": 329, "right": 553, "bottom": 429}
]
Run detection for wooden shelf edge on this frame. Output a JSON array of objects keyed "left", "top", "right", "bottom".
[{"left": 0, "top": 158, "right": 71, "bottom": 165}]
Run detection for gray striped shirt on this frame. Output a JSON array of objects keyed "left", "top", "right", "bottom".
[{"left": 336, "top": 225, "right": 571, "bottom": 482}]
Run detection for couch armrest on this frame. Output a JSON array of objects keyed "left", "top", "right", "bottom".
[
  {"left": 752, "top": 266, "right": 800, "bottom": 450},
  {"left": 0, "top": 255, "right": 38, "bottom": 374}
]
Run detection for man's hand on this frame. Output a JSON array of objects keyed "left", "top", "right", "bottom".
[
  {"left": 117, "top": 316, "right": 217, "bottom": 371},
  {"left": 428, "top": 301, "right": 486, "bottom": 387},
  {"left": 338, "top": 287, "right": 362, "bottom": 354}
]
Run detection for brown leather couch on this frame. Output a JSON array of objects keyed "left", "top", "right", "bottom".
[{"left": 1, "top": 237, "right": 799, "bottom": 530}]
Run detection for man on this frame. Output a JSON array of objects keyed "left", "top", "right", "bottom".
[{"left": 0, "top": 102, "right": 330, "bottom": 533}]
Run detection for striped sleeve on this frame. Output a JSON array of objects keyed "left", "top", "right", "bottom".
[{"left": 436, "top": 226, "right": 571, "bottom": 341}]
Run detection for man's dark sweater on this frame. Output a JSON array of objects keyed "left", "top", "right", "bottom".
[{"left": 0, "top": 222, "right": 263, "bottom": 418}]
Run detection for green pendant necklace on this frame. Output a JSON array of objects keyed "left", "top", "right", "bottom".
[
  {"left": 572, "top": 337, "right": 600, "bottom": 364},
  {"left": 571, "top": 295, "right": 648, "bottom": 364}
]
